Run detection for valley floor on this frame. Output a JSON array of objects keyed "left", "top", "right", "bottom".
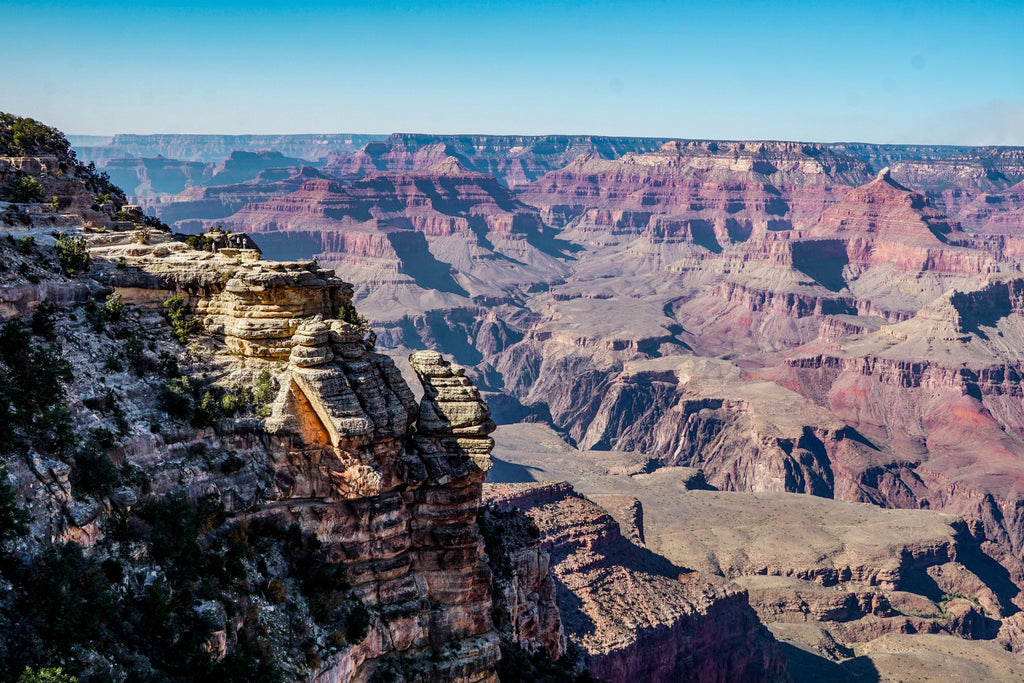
[{"left": 490, "top": 422, "right": 1024, "bottom": 682}]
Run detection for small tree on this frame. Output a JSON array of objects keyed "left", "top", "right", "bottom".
[
  {"left": 8, "top": 176, "right": 44, "bottom": 203},
  {"left": 339, "top": 303, "right": 377, "bottom": 350},
  {"left": 163, "top": 294, "right": 201, "bottom": 343},
  {"left": 16, "top": 667, "right": 79, "bottom": 683},
  {"left": 54, "top": 233, "right": 90, "bottom": 274},
  {"left": 103, "top": 292, "right": 124, "bottom": 322}
]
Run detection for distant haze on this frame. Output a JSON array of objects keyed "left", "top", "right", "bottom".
[{"left": 3, "top": 0, "right": 1023, "bottom": 145}]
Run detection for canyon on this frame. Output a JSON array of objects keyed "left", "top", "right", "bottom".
[
  {"left": 68, "top": 130, "right": 1024, "bottom": 677},
  {"left": 1, "top": 116, "right": 792, "bottom": 683},
  {"left": 3, "top": 120, "right": 1024, "bottom": 679}
]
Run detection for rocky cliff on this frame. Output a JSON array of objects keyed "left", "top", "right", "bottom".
[
  {"left": 1, "top": 224, "right": 522, "bottom": 680},
  {"left": 483, "top": 482, "right": 790, "bottom": 682}
]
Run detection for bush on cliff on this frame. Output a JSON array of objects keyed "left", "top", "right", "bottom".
[
  {"left": 0, "top": 320, "right": 73, "bottom": 454},
  {"left": 162, "top": 294, "right": 201, "bottom": 343},
  {"left": 0, "top": 113, "right": 126, "bottom": 204},
  {"left": 70, "top": 427, "right": 121, "bottom": 498},
  {"left": 53, "top": 233, "right": 90, "bottom": 275},
  {"left": 0, "top": 489, "right": 375, "bottom": 682},
  {"left": 6, "top": 177, "right": 44, "bottom": 203},
  {"left": 30, "top": 301, "right": 57, "bottom": 340},
  {"left": 159, "top": 375, "right": 260, "bottom": 428},
  {"left": 0, "top": 114, "right": 71, "bottom": 158},
  {"left": 14, "top": 667, "right": 78, "bottom": 683},
  {"left": 338, "top": 302, "right": 377, "bottom": 350}
]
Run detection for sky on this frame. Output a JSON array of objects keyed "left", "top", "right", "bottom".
[{"left": 2, "top": 0, "right": 1023, "bottom": 144}]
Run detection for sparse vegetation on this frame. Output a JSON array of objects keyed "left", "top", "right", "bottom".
[
  {"left": 102, "top": 292, "right": 124, "bottom": 322},
  {"left": 159, "top": 372, "right": 269, "bottom": 428},
  {"left": 6, "top": 176, "right": 44, "bottom": 203},
  {"left": 142, "top": 213, "right": 171, "bottom": 232},
  {"left": 14, "top": 667, "right": 78, "bottom": 683},
  {"left": 0, "top": 319, "right": 73, "bottom": 454},
  {"left": 0, "top": 114, "right": 72, "bottom": 158},
  {"left": 15, "top": 235, "right": 35, "bottom": 254},
  {"left": 53, "top": 233, "right": 90, "bottom": 275},
  {"left": 30, "top": 301, "right": 57, "bottom": 340},
  {"left": 163, "top": 294, "right": 201, "bottom": 343},
  {"left": 338, "top": 302, "right": 377, "bottom": 350},
  {"left": 70, "top": 427, "right": 121, "bottom": 498},
  {"left": 185, "top": 233, "right": 216, "bottom": 252},
  {"left": 0, "top": 487, "right": 371, "bottom": 681},
  {"left": 253, "top": 369, "right": 276, "bottom": 415}
]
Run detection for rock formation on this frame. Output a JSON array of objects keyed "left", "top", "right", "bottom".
[
  {"left": 488, "top": 423, "right": 1024, "bottom": 681},
  {"left": 483, "top": 482, "right": 790, "bottom": 682},
  {"left": 78, "top": 235, "right": 505, "bottom": 681}
]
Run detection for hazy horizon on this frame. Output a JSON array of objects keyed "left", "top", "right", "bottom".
[
  {"left": 63, "top": 132, "right": 1024, "bottom": 149},
  {"left": 4, "top": 0, "right": 1023, "bottom": 145}
]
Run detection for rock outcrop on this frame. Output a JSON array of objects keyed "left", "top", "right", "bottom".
[
  {"left": 89, "top": 237, "right": 506, "bottom": 681},
  {"left": 488, "top": 425, "right": 1024, "bottom": 681},
  {"left": 483, "top": 482, "right": 790, "bottom": 683}
]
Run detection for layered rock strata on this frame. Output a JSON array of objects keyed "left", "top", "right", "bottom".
[
  {"left": 60, "top": 236, "right": 508, "bottom": 681},
  {"left": 483, "top": 481, "right": 790, "bottom": 683},
  {"left": 488, "top": 424, "right": 1024, "bottom": 680}
]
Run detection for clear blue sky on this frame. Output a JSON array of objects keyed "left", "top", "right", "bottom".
[{"left": 2, "top": 0, "right": 1023, "bottom": 144}]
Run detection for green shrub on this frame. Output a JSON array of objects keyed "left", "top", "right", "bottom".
[
  {"left": 0, "top": 320, "right": 73, "bottom": 452},
  {"left": 103, "top": 292, "right": 124, "bottom": 322},
  {"left": 123, "top": 335, "right": 148, "bottom": 375},
  {"left": 103, "top": 352, "right": 124, "bottom": 372},
  {"left": 7, "top": 176, "right": 44, "bottom": 203},
  {"left": 0, "top": 113, "right": 73, "bottom": 157},
  {"left": 30, "top": 301, "right": 57, "bottom": 340},
  {"left": 16, "top": 667, "right": 78, "bottom": 683},
  {"left": 72, "top": 427, "right": 121, "bottom": 497},
  {"left": 253, "top": 370, "right": 275, "bottom": 405},
  {"left": 16, "top": 235, "right": 35, "bottom": 254},
  {"left": 219, "top": 392, "right": 246, "bottom": 416},
  {"left": 160, "top": 376, "right": 194, "bottom": 420},
  {"left": 338, "top": 303, "right": 377, "bottom": 350},
  {"left": 163, "top": 294, "right": 201, "bottom": 343},
  {"left": 53, "top": 233, "right": 90, "bottom": 275},
  {"left": 184, "top": 234, "right": 215, "bottom": 252}
]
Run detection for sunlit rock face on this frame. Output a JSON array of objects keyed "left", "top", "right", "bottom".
[{"left": 75, "top": 236, "right": 504, "bottom": 681}]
